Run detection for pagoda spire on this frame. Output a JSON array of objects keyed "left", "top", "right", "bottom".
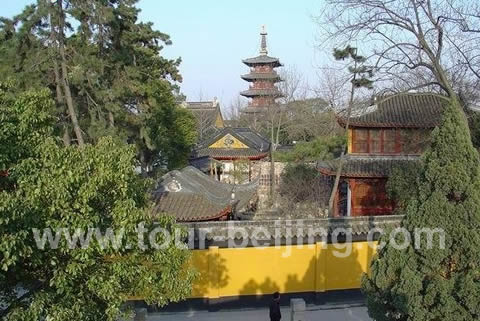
[
  {"left": 240, "top": 26, "right": 283, "bottom": 113},
  {"left": 260, "top": 25, "right": 268, "bottom": 56}
]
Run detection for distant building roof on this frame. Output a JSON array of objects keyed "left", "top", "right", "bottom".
[
  {"left": 153, "top": 166, "right": 258, "bottom": 222},
  {"left": 338, "top": 93, "right": 449, "bottom": 128},
  {"left": 317, "top": 155, "right": 420, "bottom": 178},
  {"left": 184, "top": 101, "right": 218, "bottom": 109},
  {"left": 192, "top": 127, "right": 270, "bottom": 160},
  {"left": 183, "top": 100, "right": 224, "bottom": 141}
]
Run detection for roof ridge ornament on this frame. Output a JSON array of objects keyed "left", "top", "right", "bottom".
[{"left": 260, "top": 25, "right": 268, "bottom": 56}]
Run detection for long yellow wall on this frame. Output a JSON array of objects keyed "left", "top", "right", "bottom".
[{"left": 190, "top": 241, "right": 378, "bottom": 298}]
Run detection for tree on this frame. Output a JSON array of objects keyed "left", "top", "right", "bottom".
[
  {"left": 283, "top": 99, "right": 341, "bottom": 142},
  {"left": 0, "top": 0, "right": 195, "bottom": 171},
  {"left": 0, "top": 86, "right": 195, "bottom": 321},
  {"left": 274, "top": 135, "right": 344, "bottom": 163},
  {"left": 145, "top": 89, "right": 197, "bottom": 172},
  {"left": 327, "top": 45, "right": 373, "bottom": 216},
  {"left": 362, "top": 100, "right": 480, "bottom": 320},
  {"left": 319, "top": 0, "right": 480, "bottom": 103},
  {"left": 0, "top": 83, "right": 55, "bottom": 174},
  {"left": 278, "top": 163, "right": 331, "bottom": 218}
]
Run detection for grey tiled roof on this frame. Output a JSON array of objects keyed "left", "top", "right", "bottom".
[
  {"left": 194, "top": 148, "right": 269, "bottom": 159},
  {"left": 339, "top": 93, "right": 449, "bottom": 128},
  {"left": 192, "top": 127, "right": 270, "bottom": 160},
  {"left": 240, "top": 88, "right": 284, "bottom": 98},
  {"left": 153, "top": 166, "right": 258, "bottom": 222},
  {"left": 184, "top": 101, "right": 223, "bottom": 141},
  {"left": 185, "top": 101, "right": 218, "bottom": 109},
  {"left": 241, "top": 72, "right": 282, "bottom": 81},
  {"left": 242, "top": 55, "right": 282, "bottom": 67},
  {"left": 317, "top": 155, "right": 420, "bottom": 178},
  {"left": 181, "top": 215, "right": 404, "bottom": 241}
]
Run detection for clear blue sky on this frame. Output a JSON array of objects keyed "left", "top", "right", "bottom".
[{"left": 2, "top": 0, "right": 326, "bottom": 109}]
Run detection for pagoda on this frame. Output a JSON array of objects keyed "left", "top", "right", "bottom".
[{"left": 240, "top": 26, "right": 283, "bottom": 113}]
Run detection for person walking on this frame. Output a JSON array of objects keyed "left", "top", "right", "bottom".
[{"left": 269, "top": 292, "right": 281, "bottom": 321}]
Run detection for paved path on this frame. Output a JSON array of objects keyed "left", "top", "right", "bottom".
[{"left": 146, "top": 305, "right": 372, "bottom": 321}]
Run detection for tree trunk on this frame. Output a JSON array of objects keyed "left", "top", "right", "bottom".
[
  {"left": 50, "top": 10, "right": 71, "bottom": 147},
  {"left": 108, "top": 111, "right": 115, "bottom": 128},
  {"left": 53, "top": 60, "right": 71, "bottom": 146},
  {"left": 328, "top": 72, "right": 356, "bottom": 217},
  {"left": 56, "top": 0, "right": 85, "bottom": 147},
  {"left": 269, "top": 112, "right": 276, "bottom": 208}
]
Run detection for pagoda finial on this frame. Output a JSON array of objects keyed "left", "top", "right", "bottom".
[{"left": 260, "top": 25, "right": 268, "bottom": 56}]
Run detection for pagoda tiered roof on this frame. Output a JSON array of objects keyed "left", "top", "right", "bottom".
[
  {"left": 240, "top": 88, "right": 284, "bottom": 98},
  {"left": 241, "top": 72, "right": 282, "bottom": 82},
  {"left": 242, "top": 55, "right": 282, "bottom": 67}
]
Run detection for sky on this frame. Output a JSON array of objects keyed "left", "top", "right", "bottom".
[{"left": 2, "top": 0, "right": 327, "bottom": 110}]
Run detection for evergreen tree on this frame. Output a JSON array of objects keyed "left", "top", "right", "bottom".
[
  {"left": 328, "top": 45, "right": 373, "bottom": 215},
  {"left": 0, "top": 0, "right": 196, "bottom": 172},
  {"left": 363, "top": 99, "right": 480, "bottom": 320}
]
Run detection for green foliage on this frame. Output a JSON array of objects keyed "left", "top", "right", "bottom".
[
  {"left": 465, "top": 108, "right": 480, "bottom": 149},
  {"left": 278, "top": 163, "right": 327, "bottom": 203},
  {"left": 0, "top": 0, "right": 196, "bottom": 171},
  {"left": 363, "top": 101, "right": 480, "bottom": 320},
  {"left": 145, "top": 92, "right": 197, "bottom": 171},
  {"left": 0, "top": 86, "right": 195, "bottom": 320},
  {"left": 274, "top": 135, "right": 345, "bottom": 162},
  {"left": 386, "top": 161, "right": 423, "bottom": 212},
  {"left": 333, "top": 45, "right": 374, "bottom": 89},
  {"left": 0, "top": 83, "right": 55, "bottom": 172}
]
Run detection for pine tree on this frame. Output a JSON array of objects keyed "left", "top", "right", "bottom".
[
  {"left": 0, "top": 0, "right": 196, "bottom": 172},
  {"left": 363, "top": 99, "right": 480, "bottom": 320},
  {"left": 328, "top": 45, "right": 373, "bottom": 216}
]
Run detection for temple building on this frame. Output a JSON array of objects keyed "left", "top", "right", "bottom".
[
  {"left": 183, "top": 98, "right": 224, "bottom": 142},
  {"left": 190, "top": 127, "right": 270, "bottom": 184},
  {"left": 153, "top": 166, "right": 258, "bottom": 222},
  {"left": 240, "top": 26, "right": 283, "bottom": 113},
  {"left": 317, "top": 93, "right": 449, "bottom": 217}
]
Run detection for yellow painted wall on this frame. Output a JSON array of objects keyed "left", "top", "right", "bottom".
[
  {"left": 189, "top": 241, "right": 378, "bottom": 298},
  {"left": 209, "top": 134, "right": 248, "bottom": 149},
  {"left": 348, "top": 128, "right": 353, "bottom": 154}
]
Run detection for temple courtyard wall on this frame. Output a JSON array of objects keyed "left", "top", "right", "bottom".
[{"left": 189, "top": 241, "right": 377, "bottom": 300}]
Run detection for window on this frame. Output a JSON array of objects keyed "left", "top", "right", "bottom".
[
  {"left": 383, "top": 129, "right": 397, "bottom": 153},
  {"left": 370, "top": 129, "right": 382, "bottom": 153},
  {"left": 353, "top": 129, "right": 368, "bottom": 153},
  {"left": 352, "top": 128, "right": 405, "bottom": 154}
]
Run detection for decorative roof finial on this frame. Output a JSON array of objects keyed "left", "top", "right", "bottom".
[{"left": 260, "top": 25, "right": 268, "bottom": 56}]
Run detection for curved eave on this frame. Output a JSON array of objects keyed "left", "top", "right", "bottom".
[
  {"left": 243, "top": 62, "right": 283, "bottom": 68},
  {"left": 242, "top": 57, "right": 282, "bottom": 67},
  {"left": 241, "top": 73, "right": 282, "bottom": 82},
  {"left": 176, "top": 205, "right": 232, "bottom": 222},
  {"left": 317, "top": 166, "right": 388, "bottom": 178},
  {"left": 240, "top": 89, "right": 284, "bottom": 98},
  {"left": 336, "top": 115, "right": 439, "bottom": 129},
  {"left": 212, "top": 152, "right": 269, "bottom": 161}
]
